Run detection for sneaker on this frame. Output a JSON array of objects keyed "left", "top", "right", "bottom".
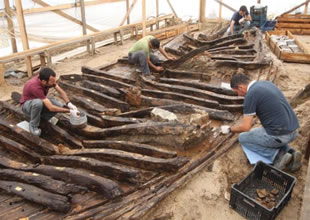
[
  {"left": 135, "top": 68, "right": 142, "bottom": 73},
  {"left": 287, "top": 151, "right": 302, "bottom": 172},
  {"left": 29, "top": 124, "right": 41, "bottom": 136},
  {"left": 273, "top": 152, "right": 292, "bottom": 170}
]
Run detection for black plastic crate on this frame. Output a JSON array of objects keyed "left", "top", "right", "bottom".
[
  {"left": 229, "top": 161, "right": 296, "bottom": 220},
  {"left": 250, "top": 6, "right": 267, "bottom": 27}
]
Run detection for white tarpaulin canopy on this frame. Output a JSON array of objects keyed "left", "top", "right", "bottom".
[{"left": 0, "top": 0, "right": 308, "bottom": 56}]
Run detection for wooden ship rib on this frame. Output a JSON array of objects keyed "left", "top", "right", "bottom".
[{"left": 0, "top": 27, "right": 275, "bottom": 220}]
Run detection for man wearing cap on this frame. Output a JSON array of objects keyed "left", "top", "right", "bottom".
[
  {"left": 128, "top": 35, "right": 176, "bottom": 76},
  {"left": 20, "top": 67, "right": 79, "bottom": 136},
  {"left": 229, "top": 5, "right": 252, "bottom": 35}
]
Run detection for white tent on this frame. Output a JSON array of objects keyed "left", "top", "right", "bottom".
[{"left": 0, "top": 0, "right": 308, "bottom": 56}]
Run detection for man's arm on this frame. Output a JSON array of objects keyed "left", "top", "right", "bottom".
[
  {"left": 231, "top": 115, "right": 254, "bottom": 133},
  {"left": 230, "top": 20, "right": 235, "bottom": 34},
  {"left": 42, "top": 98, "right": 70, "bottom": 113},
  {"left": 54, "top": 84, "right": 69, "bottom": 104},
  {"left": 245, "top": 14, "right": 252, "bottom": 21},
  {"left": 147, "top": 58, "right": 163, "bottom": 72},
  {"left": 159, "top": 47, "right": 176, "bottom": 60}
]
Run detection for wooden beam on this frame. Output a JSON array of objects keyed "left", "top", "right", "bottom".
[
  {"left": 279, "top": 0, "right": 310, "bottom": 17},
  {"left": 156, "top": 0, "right": 160, "bottom": 29},
  {"left": 126, "top": 0, "right": 130, "bottom": 24},
  {"left": 80, "top": 0, "right": 90, "bottom": 52},
  {"left": 305, "top": 1, "right": 309, "bottom": 14},
  {"left": 166, "top": 0, "right": 178, "bottom": 18},
  {"left": 0, "top": 14, "right": 174, "bottom": 63},
  {"left": 199, "top": 0, "right": 206, "bottom": 23},
  {"left": 0, "top": 0, "right": 125, "bottom": 16},
  {"left": 15, "top": 0, "right": 33, "bottom": 77},
  {"left": 214, "top": 0, "right": 237, "bottom": 12},
  {"left": 4, "top": 0, "right": 17, "bottom": 53},
  {"left": 0, "top": 64, "right": 5, "bottom": 85},
  {"left": 32, "top": 0, "right": 99, "bottom": 32},
  {"left": 219, "top": 0, "right": 222, "bottom": 20},
  {"left": 142, "top": 0, "right": 146, "bottom": 37},
  {"left": 119, "top": 0, "right": 137, "bottom": 26}
]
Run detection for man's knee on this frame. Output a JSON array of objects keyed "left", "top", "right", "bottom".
[
  {"left": 238, "top": 132, "right": 249, "bottom": 144},
  {"left": 244, "top": 21, "right": 251, "bottom": 29},
  {"left": 32, "top": 99, "right": 43, "bottom": 109}
]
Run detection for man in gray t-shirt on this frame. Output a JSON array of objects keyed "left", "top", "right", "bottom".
[{"left": 220, "top": 74, "right": 301, "bottom": 172}]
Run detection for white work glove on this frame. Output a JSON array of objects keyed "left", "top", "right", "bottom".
[
  {"left": 221, "top": 125, "right": 231, "bottom": 134},
  {"left": 70, "top": 109, "right": 80, "bottom": 118},
  {"left": 239, "top": 18, "right": 246, "bottom": 25},
  {"left": 67, "top": 102, "right": 77, "bottom": 110}
]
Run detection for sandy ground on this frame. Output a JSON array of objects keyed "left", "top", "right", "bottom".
[{"left": 1, "top": 35, "right": 310, "bottom": 220}]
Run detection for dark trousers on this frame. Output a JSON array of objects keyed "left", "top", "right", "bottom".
[
  {"left": 22, "top": 98, "right": 62, "bottom": 128},
  {"left": 128, "top": 51, "right": 159, "bottom": 75}
]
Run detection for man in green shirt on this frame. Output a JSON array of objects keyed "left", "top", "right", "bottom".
[{"left": 128, "top": 35, "right": 175, "bottom": 75}]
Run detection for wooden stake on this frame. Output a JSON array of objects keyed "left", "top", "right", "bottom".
[
  {"left": 166, "top": 0, "right": 178, "bottom": 18},
  {"left": 199, "top": 0, "right": 206, "bottom": 23},
  {"left": 4, "top": 0, "right": 17, "bottom": 53},
  {"left": 142, "top": 0, "right": 146, "bottom": 37},
  {"left": 156, "top": 0, "right": 159, "bottom": 29},
  {"left": 305, "top": 1, "right": 309, "bottom": 14},
  {"left": 279, "top": 0, "right": 310, "bottom": 17},
  {"left": 80, "top": 0, "right": 90, "bottom": 52},
  {"left": 126, "top": 0, "right": 130, "bottom": 24},
  {"left": 15, "top": 0, "right": 32, "bottom": 78},
  {"left": 32, "top": 0, "right": 99, "bottom": 32},
  {"left": 120, "top": 0, "right": 137, "bottom": 26},
  {"left": 219, "top": 0, "right": 222, "bottom": 21},
  {"left": 214, "top": 0, "right": 237, "bottom": 12}
]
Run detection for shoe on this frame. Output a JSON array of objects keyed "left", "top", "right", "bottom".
[
  {"left": 29, "top": 124, "right": 41, "bottom": 136},
  {"left": 135, "top": 68, "right": 142, "bottom": 73},
  {"left": 273, "top": 152, "right": 292, "bottom": 170},
  {"left": 287, "top": 151, "right": 302, "bottom": 172}
]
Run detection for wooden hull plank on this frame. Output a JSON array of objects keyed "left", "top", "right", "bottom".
[
  {"left": 0, "top": 169, "right": 86, "bottom": 195},
  {"left": 58, "top": 81, "right": 129, "bottom": 112},
  {"left": 65, "top": 148, "right": 189, "bottom": 172},
  {"left": 0, "top": 118, "right": 58, "bottom": 155},
  {"left": 82, "top": 66, "right": 136, "bottom": 85},
  {"left": 82, "top": 140, "right": 177, "bottom": 159},
  {"left": 0, "top": 180, "right": 71, "bottom": 213},
  {"left": 42, "top": 155, "right": 153, "bottom": 184}
]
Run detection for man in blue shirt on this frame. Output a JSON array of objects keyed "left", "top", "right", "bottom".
[
  {"left": 229, "top": 5, "right": 252, "bottom": 35},
  {"left": 221, "top": 74, "right": 301, "bottom": 172}
]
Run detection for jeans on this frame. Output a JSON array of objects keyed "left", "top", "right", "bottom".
[
  {"left": 239, "top": 127, "right": 298, "bottom": 163},
  {"left": 228, "top": 21, "right": 251, "bottom": 35},
  {"left": 128, "top": 51, "right": 159, "bottom": 75},
  {"left": 22, "top": 98, "right": 63, "bottom": 128}
]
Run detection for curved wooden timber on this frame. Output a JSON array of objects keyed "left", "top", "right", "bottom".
[
  {"left": 58, "top": 81, "right": 129, "bottom": 112},
  {"left": 141, "top": 76, "right": 244, "bottom": 104},
  {"left": 0, "top": 169, "right": 86, "bottom": 196},
  {"left": 82, "top": 140, "right": 177, "bottom": 159},
  {"left": 141, "top": 88, "right": 220, "bottom": 108},
  {"left": 63, "top": 148, "right": 189, "bottom": 172},
  {"left": 0, "top": 118, "right": 58, "bottom": 155},
  {"left": 0, "top": 180, "right": 71, "bottom": 213},
  {"left": 42, "top": 155, "right": 154, "bottom": 184},
  {"left": 0, "top": 156, "right": 124, "bottom": 199},
  {"left": 82, "top": 73, "right": 132, "bottom": 89},
  {"left": 81, "top": 66, "right": 136, "bottom": 85},
  {"left": 158, "top": 77, "right": 237, "bottom": 96},
  {"left": 117, "top": 104, "right": 234, "bottom": 121}
]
